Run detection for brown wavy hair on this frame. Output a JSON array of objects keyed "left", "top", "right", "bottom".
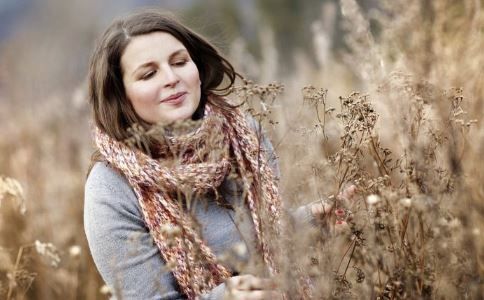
[{"left": 87, "top": 8, "right": 240, "bottom": 166}]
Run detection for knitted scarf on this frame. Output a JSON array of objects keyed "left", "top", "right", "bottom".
[{"left": 94, "top": 101, "right": 283, "bottom": 299}]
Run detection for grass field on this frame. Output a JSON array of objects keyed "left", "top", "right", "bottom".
[{"left": 1, "top": 0, "right": 482, "bottom": 299}]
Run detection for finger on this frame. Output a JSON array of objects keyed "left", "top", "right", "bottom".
[{"left": 334, "top": 208, "right": 346, "bottom": 218}]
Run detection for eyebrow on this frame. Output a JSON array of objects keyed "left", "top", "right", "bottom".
[{"left": 131, "top": 49, "right": 189, "bottom": 76}]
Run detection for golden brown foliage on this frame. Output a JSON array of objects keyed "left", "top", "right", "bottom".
[{"left": 0, "top": 0, "right": 482, "bottom": 299}]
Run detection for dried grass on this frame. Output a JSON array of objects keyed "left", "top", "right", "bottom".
[{"left": 0, "top": 0, "right": 482, "bottom": 299}]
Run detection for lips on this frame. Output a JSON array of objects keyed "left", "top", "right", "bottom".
[{"left": 160, "top": 91, "right": 187, "bottom": 104}]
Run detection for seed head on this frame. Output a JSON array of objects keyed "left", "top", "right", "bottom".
[
  {"left": 69, "top": 245, "right": 82, "bottom": 258},
  {"left": 366, "top": 194, "right": 380, "bottom": 205}
]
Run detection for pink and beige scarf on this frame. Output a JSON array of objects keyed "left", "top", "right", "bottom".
[{"left": 94, "top": 99, "right": 283, "bottom": 299}]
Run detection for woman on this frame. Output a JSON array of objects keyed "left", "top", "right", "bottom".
[{"left": 84, "top": 8, "right": 353, "bottom": 300}]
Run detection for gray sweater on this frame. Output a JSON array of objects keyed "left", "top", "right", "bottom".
[{"left": 84, "top": 132, "right": 315, "bottom": 300}]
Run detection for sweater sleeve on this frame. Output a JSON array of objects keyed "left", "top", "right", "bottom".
[{"left": 84, "top": 162, "right": 226, "bottom": 300}]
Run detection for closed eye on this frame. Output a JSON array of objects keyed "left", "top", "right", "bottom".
[
  {"left": 172, "top": 60, "right": 188, "bottom": 67},
  {"left": 141, "top": 70, "right": 156, "bottom": 80}
]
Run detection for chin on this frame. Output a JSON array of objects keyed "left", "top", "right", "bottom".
[{"left": 168, "top": 111, "right": 196, "bottom": 124}]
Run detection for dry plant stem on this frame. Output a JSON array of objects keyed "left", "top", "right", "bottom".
[
  {"left": 315, "top": 105, "right": 327, "bottom": 140},
  {"left": 356, "top": 106, "right": 390, "bottom": 178},
  {"left": 254, "top": 118, "right": 266, "bottom": 258},
  {"left": 400, "top": 207, "right": 412, "bottom": 244},
  {"left": 383, "top": 201, "right": 397, "bottom": 267},
  {"left": 312, "top": 90, "right": 328, "bottom": 140},
  {"left": 336, "top": 239, "right": 355, "bottom": 275},
  {"left": 417, "top": 213, "right": 425, "bottom": 251},
  {"left": 368, "top": 135, "right": 390, "bottom": 177},
  {"left": 273, "top": 104, "right": 305, "bottom": 151},
  {"left": 6, "top": 244, "right": 34, "bottom": 300},
  {"left": 342, "top": 242, "right": 357, "bottom": 278},
  {"left": 377, "top": 266, "right": 382, "bottom": 290},
  {"left": 337, "top": 132, "right": 365, "bottom": 191},
  {"left": 71, "top": 259, "right": 81, "bottom": 300}
]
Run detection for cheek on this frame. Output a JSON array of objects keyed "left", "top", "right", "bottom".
[
  {"left": 126, "top": 83, "right": 159, "bottom": 106},
  {"left": 183, "top": 64, "right": 201, "bottom": 89}
]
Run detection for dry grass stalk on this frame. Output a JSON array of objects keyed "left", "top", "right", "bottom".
[{"left": 0, "top": 0, "right": 482, "bottom": 299}]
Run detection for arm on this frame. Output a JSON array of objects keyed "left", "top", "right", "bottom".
[
  {"left": 246, "top": 115, "right": 355, "bottom": 229},
  {"left": 84, "top": 162, "right": 226, "bottom": 300}
]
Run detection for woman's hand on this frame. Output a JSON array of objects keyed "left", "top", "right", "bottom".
[
  {"left": 224, "top": 274, "right": 282, "bottom": 300},
  {"left": 310, "top": 184, "right": 357, "bottom": 233}
]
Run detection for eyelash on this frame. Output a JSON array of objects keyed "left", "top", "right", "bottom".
[
  {"left": 140, "top": 59, "right": 189, "bottom": 80},
  {"left": 141, "top": 70, "right": 156, "bottom": 80},
  {"left": 172, "top": 59, "right": 188, "bottom": 66}
]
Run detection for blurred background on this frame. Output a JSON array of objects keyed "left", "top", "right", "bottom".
[
  {"left": 1, "top": 0, "right": 482, "bottom": 299},
  {"left": 0, "top": 1, "right": 355, "bottom": 298}
]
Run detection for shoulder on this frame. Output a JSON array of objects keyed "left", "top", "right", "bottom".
[
  {"left": 86, "top": 161, "right": 127, "bottom": 189},
  {"left": 85, "top": 162, "right": 133, "bottom": 199},
  {"left": 84, "top": 161, "right": 141, "bottom": 219}
]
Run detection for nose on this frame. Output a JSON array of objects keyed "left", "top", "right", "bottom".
[{"left": 161, "top": 65, "right": 179, "bottom": 88}]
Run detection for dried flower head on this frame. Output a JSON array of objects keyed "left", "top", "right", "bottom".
[
  {"left": 34, "top": 240, "right": 61, "bottom": 268},
  {"left": 366, "top": 194, "right": 380, "bottom": 205},
  {"left": 0, "top": 176, "right": 26, "bottom": 214},
  {"left": 99, "top": 284, "right": 113, "bottom": 295},
  {"left": 68, "top": 245, "right": 81, "bottom": 258}
]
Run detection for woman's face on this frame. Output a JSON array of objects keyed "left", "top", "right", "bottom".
[{"left": 121, "top": 31, "right": 201, "bottom": 125}]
